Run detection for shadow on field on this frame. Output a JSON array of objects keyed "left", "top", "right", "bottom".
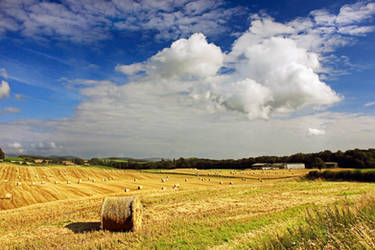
[{"left": 65, "top": 222, "right": 101, "bottom": 233}]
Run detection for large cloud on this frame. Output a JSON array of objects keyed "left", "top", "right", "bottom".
[{"left": 116, "top": 30, "right": 341, "bottom": 119}]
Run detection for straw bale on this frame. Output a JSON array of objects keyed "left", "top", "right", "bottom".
[{"left": 101, "top": 197, "right": 142, "bottom": 231}]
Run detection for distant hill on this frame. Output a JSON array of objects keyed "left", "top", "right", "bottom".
[
  {"left": 103, "top": 157, "right": 164, "bottom": 162},
  {"left": 48, "top": 155, "right": 80, "bottom": 160},
  {"left": 142, "top": 157, "right": 163, "bottom": 162},
  {"left": 4, "top": 154, "right": 19, "bottom": 158}
]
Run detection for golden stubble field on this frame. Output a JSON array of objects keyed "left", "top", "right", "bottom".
[{"left": 1, "top": 163, "right": 374, "bottom": 249}]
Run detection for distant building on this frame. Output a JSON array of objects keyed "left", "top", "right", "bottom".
[
  {"left": 324, "top": 162, "right": 338, "bottom": 168},
  {"left": 62, "top": 161, "right": 74, "bottom": 166},
  {"left": 251, "top": 162, "right": 306, "bottom": 170},
  {"left": 251, "top": 163, "right": 282, "bottom": 170},
  {"left": 283, "top": 163, "right": 305, "bottom": 169},
  {"left": 251, "top": 163, "right": 271, "bottom": 169}
]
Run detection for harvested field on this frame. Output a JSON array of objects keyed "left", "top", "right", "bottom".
[
  {"left": 1, "top": 163, "right": 375, "bottom": 249},
  {"left": 0, "top": 164, "right": 241, "bottom": 210}
]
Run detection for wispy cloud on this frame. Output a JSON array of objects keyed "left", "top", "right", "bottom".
[
  {"left": 0, "top": 0, "right": 245, "bottom": 43},
  {"left": 364, "top": 101, "right": 375, "bottom": 107},
  {"left": 0, "top": 106, "right": 20, "bottom": 115}
]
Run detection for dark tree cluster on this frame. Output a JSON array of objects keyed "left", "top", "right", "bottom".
[
  {"left": 0, "top": 147, "right": 5, "bottom": 159},
  {"left": 306, "top": 170, "right": 375, "bottom": 182}
]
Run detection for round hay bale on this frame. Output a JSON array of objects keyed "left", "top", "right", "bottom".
[
  {"left": 67, "top": 180, "right": 71, "bottom": 184},
  {"left": 4, "top": 193, "right": 12, "bottom": 199},
  {"left": 16, "top": 182, "right": 22, "bottom": 186},
  {"left": 55, "top": 180, "right": 59, "bottom": 184},
  {"left": 219, "top": 181, "right": 223, "bottom": 184},
  {"left": 137, "top": 185, "right": 143, "bottom": 190},
  {"left": 229, "top": 181, "right": 233, "bottom": 185},
  {"left": 4, "top": 180, "right": 8, "bottom": 183},
  {"left": 41, "top": 181, "right": 46, "bottom": 184},
  {"left": 101, "top": 196, "right": 142, "bottom": 232},
  {"left": 161, "top": 186, "right": 166, "bottom": 191},
  {"left": 185, "top": 178, "right": 188, "bottom": 182},
  {"left": 124, "top": 189, "right": 130, "bottom": 192}
]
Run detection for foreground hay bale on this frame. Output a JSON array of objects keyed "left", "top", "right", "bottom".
[
  {"left": 101, "top": 197, "right": 142, "bottom": 232},
  {"left": 138, "top": 186, "right": 143, "bottom": 190},
  {"left": 124, "top": 189, "right": 130, "bottom": 193},
  {"left": 161, "top": 186, "right": 166, "bottom": 191},
  {"left": 16, "top": 182, "right": 22, "bottom": 186},
  {"left": 4, "top": 193, "right": 12, "bottom": 199}
]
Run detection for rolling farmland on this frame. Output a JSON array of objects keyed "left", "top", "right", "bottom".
[{"left": 1, "top": 163, "right": 375, "bottom": 249}]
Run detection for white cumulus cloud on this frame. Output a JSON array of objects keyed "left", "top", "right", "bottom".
[
  {"left": 308, "top": 128, "right": 326, "bottom": 136},
  {"left": 0, "top": 80, "right": 10, "bottom": 99},
  {"left": 115, "top": 28, "right": 341, "bottom": 120},
  {"left": 8, "top": 142, "right": 25, "bottom": 154},
  {"left": 119, "top": 33, "right": 224, "bottom": 80},
  {"left": 0, "top": 68, "right": 8, "bottom": 79}
]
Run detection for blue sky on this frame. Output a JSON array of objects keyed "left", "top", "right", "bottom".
[{"left": 0, "top": 0, "right": 375, "bottom": 158}]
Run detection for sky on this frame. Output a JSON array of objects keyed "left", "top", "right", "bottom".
[{"left": 0, "top": 0, "right": 375, "bottom": 159}]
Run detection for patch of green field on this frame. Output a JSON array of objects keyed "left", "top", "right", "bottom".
[
  {"left": 144, "top": 203, "right": 313, "bottom": 249},
  {"left": 102, "top": 159, "right": 128, "bottom": 163},
  {"left": 337, "top": 190, "right": 363, "bottom": 196},
  {"left": 4, "top": 157, "right": 24, "bottom": 161},
  {"left": 243, "top": 195, "right": 375, "bottom": 249}
]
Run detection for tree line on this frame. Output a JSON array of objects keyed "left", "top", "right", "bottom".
[{"left": 89, "top": 148, "right": 375, "bottom": 170}]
